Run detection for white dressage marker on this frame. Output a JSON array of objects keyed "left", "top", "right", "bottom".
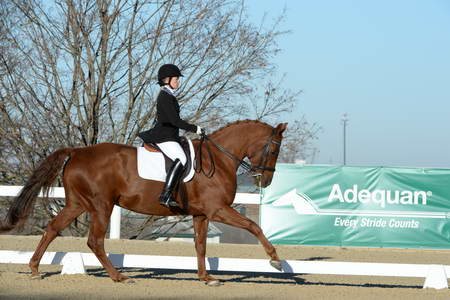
[
  {"left": 61, "top": 252, "right": 86, "bottom": 275},
  {"left": 423, "top": 265, "right": 448, "bottom": 289}
]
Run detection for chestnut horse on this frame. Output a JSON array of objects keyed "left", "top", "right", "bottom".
[{"left": 0, "top": 120, "right": 288, "bottom": 285}]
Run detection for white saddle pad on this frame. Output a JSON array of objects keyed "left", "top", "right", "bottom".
[{"left": 136, "top": 139, "right": 195, "bottom": 183}]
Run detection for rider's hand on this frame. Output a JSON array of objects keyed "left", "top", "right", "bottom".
[{"left": 196, "top": 126, "right": 206, "bottom": 136}]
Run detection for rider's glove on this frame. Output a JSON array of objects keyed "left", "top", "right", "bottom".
[{"left": 196, "top": 126, "right": 205, "bottom": 136}]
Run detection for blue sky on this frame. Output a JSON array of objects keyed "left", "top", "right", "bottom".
[{"left": 247, "top": 0, "right": 450, "bottom": 168}]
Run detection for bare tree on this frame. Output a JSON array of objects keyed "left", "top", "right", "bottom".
[
  {"left": 0, "top": 0, "right": 319, "bottom": 236},
  {"left": 277, "top": 118, "right": 320, "bottom": 163},
  {"left": 245, "top": 75, "right": 320, "bottom": 163},
  {"left": 0, "top": 0, "right": 292, "bottom": 179},
  {"left": 0, "top": 0, "right": 34, "bottom": 183}
]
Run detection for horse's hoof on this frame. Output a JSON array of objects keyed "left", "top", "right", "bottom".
[
  {"left": 205, "top": 280, "right": 222, "bottom": 287},
  {"left": 123, "top": 278, "right": 135, "bottom": 284},
  {"left": 270, "top": 259, "right": 283, "bottom": 271},
  {"left": 30, "top": 274, "right": 43, "bottom": 280},
  {"left": 116, "top": 276, "right": 135, "bottom": 284}
]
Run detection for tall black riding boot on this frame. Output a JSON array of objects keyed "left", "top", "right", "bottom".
[{"left": 159, "top": 159, "right": 184, "bottom": 207}]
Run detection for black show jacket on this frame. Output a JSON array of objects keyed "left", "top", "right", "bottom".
[{"left": 138, "top": 89, "right": 197, "bottom": 143}]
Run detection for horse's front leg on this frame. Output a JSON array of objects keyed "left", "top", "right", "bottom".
[
  {"left": 193, "top": 215, "right": 221, "bottom": 286},
  {"left": 210, "top": 206, "right": 283, "bottom": 271}
]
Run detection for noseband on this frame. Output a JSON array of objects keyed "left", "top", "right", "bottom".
[{"left": 195, "top": 129, "right": 280, "bottom": 178}]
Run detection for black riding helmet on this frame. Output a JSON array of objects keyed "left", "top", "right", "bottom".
[{"left": 157, "top": 64, "right": 183, "bottom": 86}]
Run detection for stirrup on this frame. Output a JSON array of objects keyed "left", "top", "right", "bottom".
[
  {"left": 159, "top": 192, "right": 179, "bottom": 208},
  {"left": 160, "top": 198, "right": 179, "bottom": 208}
]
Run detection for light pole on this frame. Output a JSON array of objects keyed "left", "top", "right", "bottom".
[{"left": 341, "top": 113, "right": 349, "bottom": 165}]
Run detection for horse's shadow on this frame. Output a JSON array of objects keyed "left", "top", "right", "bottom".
[{"left": 86, "top": 267, "right": 422, "bottom": 289}]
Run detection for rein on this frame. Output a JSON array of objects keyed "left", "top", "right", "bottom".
[{"left": 195, "top": 130, "right": 280, "bottom": 178}]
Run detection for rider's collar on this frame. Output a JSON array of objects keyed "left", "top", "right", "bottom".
[{"left": 162, "top": 86, "right": 175, "bottom": 96}]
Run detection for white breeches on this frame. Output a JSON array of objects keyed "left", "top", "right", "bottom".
[{"left": 156, "top": 141, "right": 187, "bottom": 166}]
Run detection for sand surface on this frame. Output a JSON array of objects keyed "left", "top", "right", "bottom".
[{"left": 1, "top": 235, "right": 450, "bottom": 299}]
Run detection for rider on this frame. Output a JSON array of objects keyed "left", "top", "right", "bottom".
[{"left": 138, "top": 64, "right": 203, "bottom": 208}]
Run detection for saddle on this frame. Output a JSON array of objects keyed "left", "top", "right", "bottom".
[{"left": 136, "top": 137, "right": 195, "bottom": 183}]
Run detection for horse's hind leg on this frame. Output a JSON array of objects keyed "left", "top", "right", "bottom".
[
  {"left": 29, "top": 205, "right": 84, "bottom": 278},
  {"left": 193, "top": 215, "right": 220, "bottom": 286},
  {"left": 210, "top": 206, "right": 282, "bottom": 269},
  {"left": 87, "top": 211, "right": 131, "bottom": 283}
]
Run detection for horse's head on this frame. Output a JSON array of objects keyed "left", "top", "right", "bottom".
[{"left": 247, "top": 122, "right": 288, "bottom": 188}]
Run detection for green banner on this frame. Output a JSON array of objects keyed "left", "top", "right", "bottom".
[{"left": 260, "top": 164, "right": 450, "bottom": 249}]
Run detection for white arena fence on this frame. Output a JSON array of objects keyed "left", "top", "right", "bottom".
[
  {"left": 0, "top": 185, "right": 449, "bottom": 289},
  {"left": 0, "top": 250, "right": 448, "bottom": 289}
]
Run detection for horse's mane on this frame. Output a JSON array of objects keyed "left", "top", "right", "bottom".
[{"left": 212, "top": 119, "right": 272, "bottom": 135}]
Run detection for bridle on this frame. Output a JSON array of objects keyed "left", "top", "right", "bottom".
[{"left": 195, "top": 128, "right": 281, "bottom": 178}]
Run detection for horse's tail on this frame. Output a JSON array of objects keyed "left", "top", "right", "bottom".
[{"left": 0, "top": 148, "right": 74, "bottom": 233}]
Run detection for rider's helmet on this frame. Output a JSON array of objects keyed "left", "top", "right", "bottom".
[{"left": 157, "top": 64, "right": 183, "bottom": 85}]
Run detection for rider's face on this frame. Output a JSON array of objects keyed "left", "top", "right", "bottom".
[{"left": 169, "top": 77, "right": 180, "bottom": 89}]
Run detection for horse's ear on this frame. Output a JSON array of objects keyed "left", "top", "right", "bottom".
[{"left": 275, "top": 123, "right": 288, "bottom": 135}]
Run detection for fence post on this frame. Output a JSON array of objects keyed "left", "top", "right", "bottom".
[{"left": 109, "top": 205, "right": 121, "bottom": 239}]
